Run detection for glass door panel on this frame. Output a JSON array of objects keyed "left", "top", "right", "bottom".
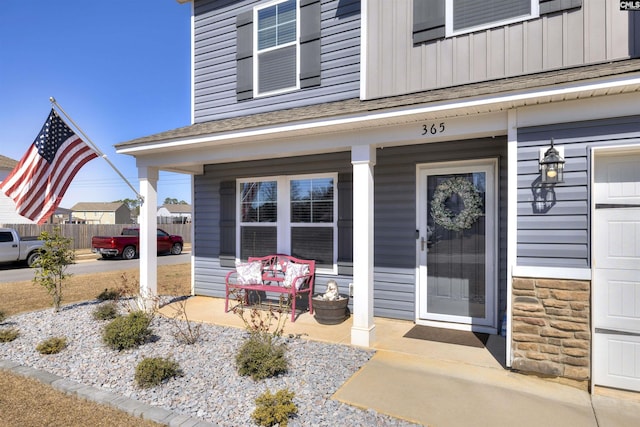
[
  {"left": 417, "top": 161, "right": 496, "bottom": 327},
  {"left": 426, "top": 173, "right": 486, "bottom": 318}
]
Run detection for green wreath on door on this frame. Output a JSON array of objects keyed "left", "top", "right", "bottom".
[{"left": 430, "top": 177, "right": 483, "bottom": 232}]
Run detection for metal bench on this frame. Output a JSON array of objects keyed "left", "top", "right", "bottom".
[{"left": 224, "top": 254, "right": 315, "bottom": 322}]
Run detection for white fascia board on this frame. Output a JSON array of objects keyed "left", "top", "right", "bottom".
[
  {"left": 130, "top": 111, "right": 507, "bottom": 168},
  {"left": 117, "top": 74, "right": 640, "bottom": 156},
  {"left": 512, "top": 266, "right": 592, "bottom": 281}
]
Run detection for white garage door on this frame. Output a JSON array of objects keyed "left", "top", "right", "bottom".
[{"left": 593, "top": 151, "right": 640, "bottom": 392}]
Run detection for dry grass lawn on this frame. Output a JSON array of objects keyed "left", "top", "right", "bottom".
[
  {"left": 0, "top": 263, "right": 191, "bottom": 316},
  {"left": 0, "top": 370, "right": 160, "bottom": 427},
  {"left": 0, "top": 262, "right": 192, "bottom": 426}
]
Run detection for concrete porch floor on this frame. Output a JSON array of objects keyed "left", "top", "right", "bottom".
[
  {"left": 161, "top": 296, "right": 640, "bottom": 427},
  {"left": 160, "top": 295, "right": 506, "bottom": 369}
]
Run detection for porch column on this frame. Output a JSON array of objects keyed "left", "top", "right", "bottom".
[
  {"left": 351, "top": 145, "right": 376, "bottom": 347},
  {"left": 506, "top": 109, "right": 517, "bottom": 368},
  {"left": 139, "top": 166, "right": 158, "bottom": 305}
]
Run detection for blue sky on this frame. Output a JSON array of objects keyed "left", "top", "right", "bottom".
[{"left": 0, "top": 1, "right": 193, "bottom": 208}]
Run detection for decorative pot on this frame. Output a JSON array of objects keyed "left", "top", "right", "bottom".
[{"left": 312, "top": 295, "right": 350, "bottom": 325}]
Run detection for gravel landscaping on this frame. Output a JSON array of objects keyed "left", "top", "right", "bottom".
[{"left": 0, "top": 300, "right": 419, "bottom": 426}]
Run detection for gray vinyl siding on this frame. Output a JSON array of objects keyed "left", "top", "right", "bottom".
[
  {"left": 516, "top": 115, "right": 640, "bottom": 268},
  {"left": 375, "top": 138, "right": 508, "bottom": 321},
  {"left": 193, "top": 138, "right": 509, "bottom": 321},
  {"left": 366, "top": 0, "right": 639, "bottom": 99},
  {"left": 193, "top": 0, "right": 360, "bottom": 123},
  {"left": 193, "top": 152, "right": 353, "bottom": 298}
]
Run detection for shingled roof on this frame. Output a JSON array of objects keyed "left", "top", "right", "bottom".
[
  {"left": 116, "top": 59, "right": 640, "bottom": 149},
  {"left": 71, "top": 202, "right": 127, "bottom": 212},
  {"left": 160, "top": 204, "right": 191, "bottom": 214}
]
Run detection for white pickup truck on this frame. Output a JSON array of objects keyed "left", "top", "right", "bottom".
[{"left": 0, "top": 228, "right": 45, "bottom": 267}]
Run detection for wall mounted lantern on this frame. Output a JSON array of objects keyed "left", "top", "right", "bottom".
[{"left": 539, "top": 139, "right": 565, "bottom": 184}]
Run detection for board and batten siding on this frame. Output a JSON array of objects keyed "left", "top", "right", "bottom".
[
  {"left": 193, "top": 0, "right": 361, "bottom": 123},
  {"left": 365, "top": 0, "right": 639, "bottom": 99},
  {"left": 375, "top": 137, "right": 508, "bottom": 320},
  {"left": 516, "top": 115, "right": 640, "bottom": 268}
]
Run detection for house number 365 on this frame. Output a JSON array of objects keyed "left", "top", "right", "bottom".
[{"left": 422, "top": 122, "right": 445, "bottom": 136}]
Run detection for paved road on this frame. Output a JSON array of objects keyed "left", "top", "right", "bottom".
[{"left": 0, "top": 252, "right": 191, "bottom": 283}]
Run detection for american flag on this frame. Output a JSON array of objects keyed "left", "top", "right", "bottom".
[{"left": 1, "top": 109, "right": 98, "bottom": 224}]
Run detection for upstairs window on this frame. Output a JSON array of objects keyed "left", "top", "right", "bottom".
[
  {"left": 414, "top": 1, "right": 581, "bottom": 45},
  {"left": 446, "top": 0, "right": 537, "bottom": 36},
  {"left": 254, "top": 0, "right": 299, "bottom": 96}
]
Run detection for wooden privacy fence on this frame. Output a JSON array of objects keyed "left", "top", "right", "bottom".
[{"left": 0, "top": 224, "right": 192, "bottom": 250}]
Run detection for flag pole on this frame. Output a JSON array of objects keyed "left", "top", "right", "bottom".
[{"left": 49, "top": 97, "right": 144, "bottom": 204}]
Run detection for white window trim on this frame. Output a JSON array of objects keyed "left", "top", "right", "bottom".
[
  {"left": 445, "top": 0, "right": 539, "bottom": 37},
  {"left": 236, "top": 173, "right": 338, "bottom": 274},
  {"left": 253, "top": 0, "right": 300, "bottom": 98}
]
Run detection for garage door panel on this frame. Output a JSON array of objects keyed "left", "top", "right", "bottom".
[
  {"left": 594, "top": 155, "right": 640, "bottom": 201},
  {"left": 594, "top": 150, "right": 640, "bottom": 392},
  {"left": 593, "top": 210, "right": 640, "bottom": 270},
  {"left": 594, "top": 333, "right": 640, "bottom": 391},
  {"left": 594, "top": 270, "right": 640, "bottom": 332}
]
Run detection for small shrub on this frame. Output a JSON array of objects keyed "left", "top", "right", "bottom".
[
  {"left": 36, "top": 337, "right": 67, "bottom": 354},
  {"left": 102, "top": 311, "right": 152, "bottom": 351},
  {"left": 0, "top": 328, "right": 19, "bottom": 343},
  {"left": 233, "top": 294, "right": 289, "bottom": 380},
  {"left": 115, "top": 273, "right": 160, "bottom": 313},
  {"left": 232, "top": 293, "right": 289, "bottom": 338},
  {"left": 0, "top": 310, "right": 6, "bottom": 324},
  {"left": 93, "top": 302, "right": 119, "bottom": 321},
  {"left": 134, "top": 357, "right": 182, "bottom": 388},
  {"left": 32, "top": 228, "right": 74, "bottom": 312},
  {"left": 96, "top": 288, "right": 119, "bottom": 301},
  {"left": 251, "top": 388, "right": 297, "bottom": 427},
  {"left": 236, "top": 334, "right": 287, "bottom": 380},
  {"left": 165, "top": 296, "right": 201, "bottom": 345}
]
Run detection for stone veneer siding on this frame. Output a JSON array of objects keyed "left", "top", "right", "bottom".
[{"left": 511, "top": 278, "right": 591, "bottom": 383}]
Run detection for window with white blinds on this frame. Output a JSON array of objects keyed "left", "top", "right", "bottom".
[
  {"left": 238, "top": 174, "right": 337, "bottom": 271},
  {"left": 446, "top": 0, "right": 536, "bottom": 36},
  {"left": 255, "top": 0, "right": 299, "bottom": 96}
]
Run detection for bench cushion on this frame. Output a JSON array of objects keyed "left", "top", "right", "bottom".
[
  {"left": 283, "top": 261, "right": 309, "bottom": 290},
  {"left": 235, "top": 261, "right": 262, "bottom": 285}
]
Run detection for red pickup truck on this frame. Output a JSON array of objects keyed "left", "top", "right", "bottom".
[{"left": 91, "top": 228, "right": 183, "bottom": 260}]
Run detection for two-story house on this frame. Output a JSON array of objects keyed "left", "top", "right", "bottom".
[
  {"left": 116, "top": 0, "right": 640, "bottom": 393},
  {"left": 71, "top": 202, "right": 132, "bottom": 224}
]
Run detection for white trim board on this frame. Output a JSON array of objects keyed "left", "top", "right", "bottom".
[{"left": 512, "top": 266, "right": 591, "bottom": 281}]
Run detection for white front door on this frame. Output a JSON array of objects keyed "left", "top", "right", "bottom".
[
  {"left": 417, "top": 160, "right": 497, "bottom": 331},
  {"left": 593, "top": 150, "right": 640, "bottom": 392}
]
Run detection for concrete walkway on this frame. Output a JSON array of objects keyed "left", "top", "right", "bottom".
[{"left": 172, "top": 296, "right": 640, "bottom": 427}]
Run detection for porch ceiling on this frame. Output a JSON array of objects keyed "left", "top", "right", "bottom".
[{"left": 117, "top": 59, "right": 640, "bottom": 173}]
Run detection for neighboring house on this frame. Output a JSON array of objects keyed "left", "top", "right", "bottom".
[
  {"left": 48, "top": 207, "right": 74, "bottom": 224},
  {"left": 70, "top": 202, "right": 132, "bottom": 224},
  {"left": 116, "top": 0, "right": 640, "bottom": 394},
  {"left": 157, "top": 204, "right": 192, "bottom": 224},
  {"left": 0, "top": 154, "right": 35, "bottom": 224}
]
